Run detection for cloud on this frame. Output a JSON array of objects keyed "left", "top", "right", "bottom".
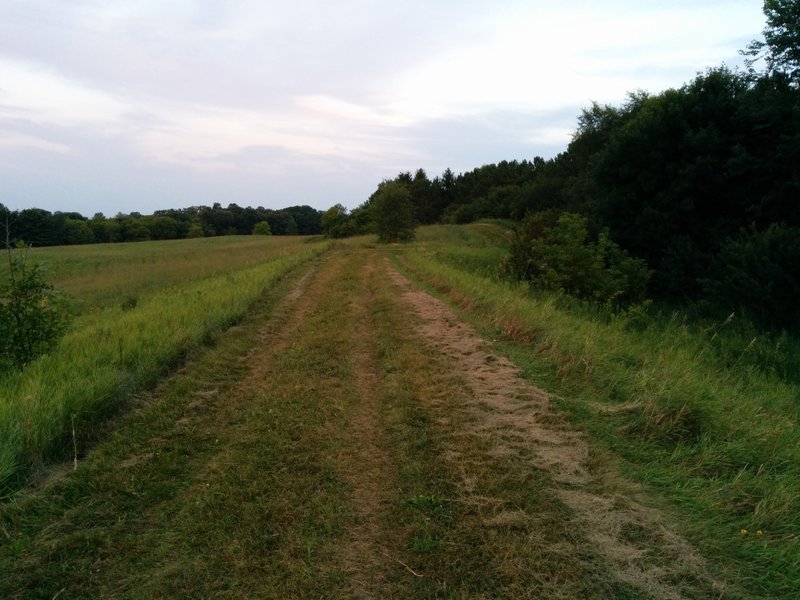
[
  {"left": 0, "top": 131, "right": 71, "bottom": 155},
  {"left": 0, "top": 0, "right": 765, "bottom": 215}
]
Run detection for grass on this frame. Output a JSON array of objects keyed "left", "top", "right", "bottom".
[
  {"left": 2, "top": 226, "right": 799, "bottom": 596},
  {"left": 392, "top": 223, "right": 800, "bottom": 598},
  {"left": 0, "top": 236, "right": 329, "bottom": 496},
  {"left": 15, "top": 235, "right": 318, "bottom": 311},
  {"left": 1, "top": 240, "right": 680, "bottom": 598}
]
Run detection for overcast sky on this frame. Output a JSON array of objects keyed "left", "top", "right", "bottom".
[{"left": 0, "top": 0, "right": 764, "bottom": 216}]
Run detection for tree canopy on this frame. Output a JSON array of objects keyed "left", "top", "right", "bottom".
[{"left": 370, "top": 181, "right": 416, "bottom": 243}]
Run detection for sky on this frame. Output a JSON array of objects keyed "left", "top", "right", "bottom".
[{"left": 0, "top": 0, "right": 765, "bottom": 216}]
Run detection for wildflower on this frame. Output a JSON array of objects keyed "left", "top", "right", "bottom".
[
  {"left": 740, "top": 529, "right": 748, "bottom": 535},
  {"left": 756, "top": 530, "right": 764, "bottom": 536}
]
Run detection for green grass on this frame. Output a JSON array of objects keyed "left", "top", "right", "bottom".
[
  {"left": 0, "top": 236, "right": 329, "bottom": 496},
  {"left": 13, "top": 235, "right": 317, "bottom": 311},
  {"left": 2, "top": 225, "right": 799, "bottom": 596},
  {"left": 392, "top": 223, "right": 800, "bottom": 598}
]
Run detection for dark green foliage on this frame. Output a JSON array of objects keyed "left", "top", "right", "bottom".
[
  {"left": 321, "top": 204, "right": 354, "bottom": 238},
  {"left": 746, "top": 0, "right": 800, "bottom": 81},
  {"left": 409, "top": 168, "right": 445, "bottom": 224},
  {"left": 0, "top": 243, "right": 70, "bottom": 372},
  {"left": 504, "top": 212, "right": 650, "bottom": 305},
  {"left": 252, "top": 221, "right": 272, "bottom": 235},
  {"left": 146, "top": 216, "right": 179, "bottom": 240},
  {"left": 702, "top": 224, "right": 800, "bottom": 330},
  {"left": 370, "top": 181, "right": 416, "bottom": 243},
  {"left": 2, "top": 203, "right": 324, "bottom": 246}
]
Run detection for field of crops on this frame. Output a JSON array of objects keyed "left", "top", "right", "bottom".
[{"left": 0, "top": 235, "right": 328, "bottom": 494}]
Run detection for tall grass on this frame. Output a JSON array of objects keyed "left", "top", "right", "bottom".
[
  {"left": 0, "top": 240, "right": 327, "bottom": 495},
  {"left": 16, "top": 235, "right": 317, "bottom": 310},
  {"left": 396, "top": 224, "right": 800, "bottom": 596}
]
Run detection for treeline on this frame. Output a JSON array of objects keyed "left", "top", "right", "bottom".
[
  {"left": 339, "top": 6, "right": 799, "bottom": 330},
  {"left": 0, "top": 203, "right": 323, "bottom": 246}
]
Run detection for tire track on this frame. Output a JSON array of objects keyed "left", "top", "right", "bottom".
[{"left": 386, "top": 262, "right": 730, "bottom": 600}]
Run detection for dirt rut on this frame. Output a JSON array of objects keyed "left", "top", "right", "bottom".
[{"left": 386, "top": 263, "right": 728, "bottom": 600}]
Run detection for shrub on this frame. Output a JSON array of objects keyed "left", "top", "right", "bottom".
[
  {"left": 0, "top": 243, "right": 70, "bottom": 372},
  {"left": 252, "top": 221, "right": 272, "bottom": 236},
  {"left": 504, "top": 211, "right": 650, "bottom": 305},
  {"left": 702, "top": 224, "right": 800, "bottom": 330}
]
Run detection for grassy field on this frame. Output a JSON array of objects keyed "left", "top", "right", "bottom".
[
  {"left": 1, "top": 227, "right": 799, "bottom": 598},
  {"left": 0, "top": 235, "right": 329, "bottom": 495},
  {"left": 19, "top": 235, "right": 323, "bottom": 311}
]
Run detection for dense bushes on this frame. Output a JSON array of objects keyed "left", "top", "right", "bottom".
[
  {"left": 504, "top": 211, "right": 650, "bottom": 305},
  {"left": 702, "top": 224, "right": 800, "bottom": 330}
]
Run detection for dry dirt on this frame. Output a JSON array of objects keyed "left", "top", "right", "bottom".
[{"left": 386, "top": 263, "right": 728, "bottom": 600}]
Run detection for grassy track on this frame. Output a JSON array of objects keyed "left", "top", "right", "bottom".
[
  {"left": 0, "top": 236, "right": 328, "bottom": 495},
  {"left": 1, "top": 239, "right": 749, "bottom": 598},
  {"left": 2, "top": 229, "right": 798, "bottom": 597},
  {"left": 396, "top": 224, "right": 800, "bottom": 598}
]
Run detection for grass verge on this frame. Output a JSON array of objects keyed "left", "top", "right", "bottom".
[
  {"left": 393, "top": 227, "right": 800, "bottom": 598},
  {"left": 0, "top": 242, "right": 328, "bottom": 496}
]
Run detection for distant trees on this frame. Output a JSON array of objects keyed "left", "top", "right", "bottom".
[
  {"left": 321, "top": 204, "right": 353, "bottom": 238},
  {"left": 0, "top": 204, "right": 324, "bottom": 247}
]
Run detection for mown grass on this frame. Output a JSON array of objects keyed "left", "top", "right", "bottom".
[
  {"left": 0, "top": 236, "right": 328, "bottom": 496},
  {"left": 0, "top": 260, "right": 344, "bottom": 598},
  {"left": 394, "top": 223, "right": 800, "bottom": 598},
  {"left": 364, "top": 251, "right": 646, "bottom": 598}
]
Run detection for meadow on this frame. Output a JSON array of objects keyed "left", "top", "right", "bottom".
[{"left": 0, "top": 235, "right": 328, "bottom": 495}]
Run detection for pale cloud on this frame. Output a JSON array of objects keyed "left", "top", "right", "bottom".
[
  {"left": 0, "top": 131, "right": 71, "bottom": 154},
  {"left": 0, "top": 0, "right": 765, "bottom": 215},
  {"left": 0, "top": 59, "right": 127, "bottom": 125},
  {"left": 386, "top": 3, "right": 760, "bottom": 118}
]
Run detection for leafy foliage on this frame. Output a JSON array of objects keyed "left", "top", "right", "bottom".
[
  {"left": 745, "top": 0, "right": 800, "bottom": 82},
  {"left": 504, "top": 212, "right": 650, "bottom": 305},
  {"left": 370, "top": 181, "right": 416, "bottom": 243},
  {"left": 252, "top": 221, "right": 272, "bottom": 235},
  {"left": 702, "top": 224, "right": 800, "bottom": 330},
  {"left": 0, "top": 243, "right": 70, "bottom": 372},
  {"left": 321, "top": 204, "right": 355, "bottom": 238}
]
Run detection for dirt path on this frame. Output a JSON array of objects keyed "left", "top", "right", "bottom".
[
  {"left": 0, "top": 245, "right": 732, "bottom": 599},
  {"left": 385, "top": 262, "right": 729, "bottom": 599}
]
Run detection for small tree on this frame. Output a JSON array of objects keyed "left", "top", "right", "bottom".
[
  {"left": 371, "top": 181, "right": 416, "bottom": 243},
  {"left": 252, "top": 221, "right": 272, "bottom": 236},
  {"left": 0, "top": 241, "right": 70, "bottom": 372}
]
